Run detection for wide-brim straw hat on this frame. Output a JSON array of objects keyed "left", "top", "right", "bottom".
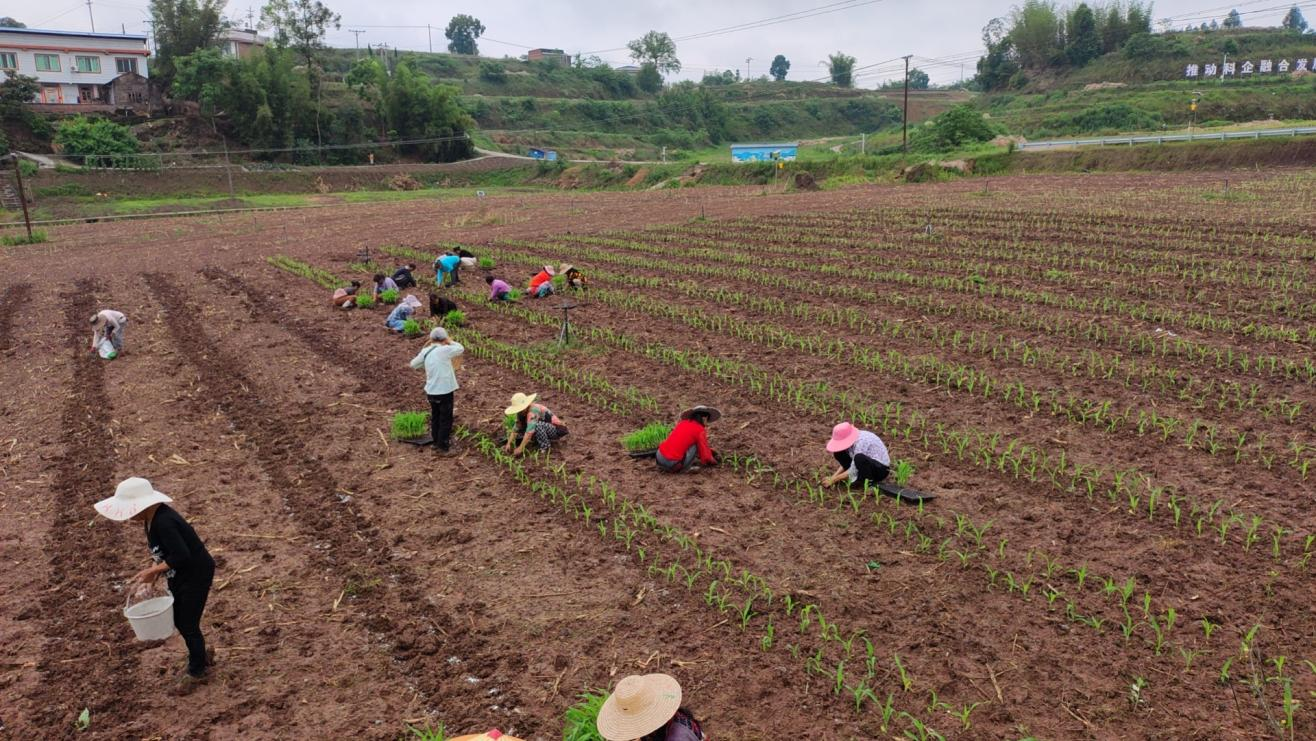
[
  {"left": 450, "top": 732, "right": 524, "bottom": 741},
  {"left": 826, "top": 422, "right": 861, "bottom": 453},
  {"left": 504, "top": 392, "right": 538, "bottom": 416},
  {"left": 679, "top": 405, "right": 721, "bottom": 423},
  {"left": 558, "top": 263, "right": 575, "bottom": 274},
  {"left": 95, "top": 477, "right": 172, "bottom": 522},
  {"left": 596, "top": 674, "right": 682, "bottom": 741}
]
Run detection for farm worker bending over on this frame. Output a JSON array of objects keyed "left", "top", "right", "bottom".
[
  {"left": 94, "top": 477, "right": 216, "bottom": 687},
  {"left": 486, "top": 276, "right": 511, "bottom": 301},
  {"left": 528, "top": 265, "right": 556, "bottom": 299},
  {"left": 434, "top": 253, "right": 463, "bottom": 287},
  {"left": 90, "top": 309, "right": 128, "bottom": 355},
  {"left": 410, "top": 327, "right": 464, "bottom": 454},
  {"left": 392, "top": 264, "right": 418, "bottom": 289},
  {"left": 331, "top": 281, "right": 361, "bottom": 309},
  {"left": 504, "top": 392, "right": 569, "bottom": 454},
  {"left": 656, "top": 406, "right": 721, "bottom": 474},
  {"left": 430, "top": 293, "right": 458, "bottom": 318},
  {"left": 385, "top": 295, "right": 423, "bottom": 332},
  {"left": 824, "top": 422, "right": 890, "bottom": 489},
  {"left": 372, "top": 273, "right": 399, "bottom": 301},
  {"left": 564, "top": 266, "right": 588, "bottom": 291},
  {"left": 456, "top": 248, "right": 477, "bottom": 269},
  {"left": 596, "top": 673, "right": 707, "bottom": 741}
]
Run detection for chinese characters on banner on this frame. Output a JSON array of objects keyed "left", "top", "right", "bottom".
[{"left": 1187, "top": 57, "right": 1313, "bottom": 77}]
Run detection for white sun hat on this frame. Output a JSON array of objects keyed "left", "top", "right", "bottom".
[
  {"left": 95, "top": 477, "right": 172, "bottom": 522},
  {"left": 596, "top": 674, "right": 682, "bottom": 741}
]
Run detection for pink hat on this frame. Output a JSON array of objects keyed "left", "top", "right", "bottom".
[{"left": 826, "top": 422, "right": 861, "bottom": 453}]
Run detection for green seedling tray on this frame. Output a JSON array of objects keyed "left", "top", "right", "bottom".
[
  {"left": 399, "top": 436, "right": 434, "bottom": 446},
  {"left": 627, "top": 449, "right": 659, "bottom": 459}
]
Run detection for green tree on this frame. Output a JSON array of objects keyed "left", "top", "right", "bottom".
[
  {"left": 627, "top": 31, "right": 680, "bottom": 75},
  {"left": 149, "top": 0, "right": 226, "bottom": 85},
  {"left": 976, "top": 17, "right": 1020, "bottom": 91},
  {"left": 1, "top": 71, "right": 40, "bottom": 114},
  {"left": 1282, "top": 6, "right": 1308, "bottom": 32},
  {"left": 912, "top": 104, "right": 999, "bottom": 152},
  {"left": 701, "top": 70, "right": 736, "bottom": 86},
  {"left": 1011, "top": 0, "right": 1063, "bottom": 69},
  {"left": 769, "top": 54, "right": 790, "bottom": 81},
  {"left": 1101, "top": 5, "right": 1127, "bottom": 53},
  {"left": 382, "top": 61, "right": 474, "bottom": 161},
  {"left": 0, "top": 16, "right": 25, "bottom": 27},
  {"left": 444, "top": 14, "right": 484, "bottom": 55},
  {"left": 1066, "top": 3, "right": 1101, "bottom": 67},
  {"left": 54, "top": 117, "right": 139, "bottom": 160},
  {"left": 828, "top": 52, "right": 856, "bottom": 87},
  {"left": 907, "top": 67, "right": 930, "bottom": 89},
  {"left": 1222, "top": 9, "right": 1242, "bottom": 28},
  {"left": 635, "top": 62, "right": 663, "bottom": 93},
  {"left": 1126, "top": 2, "right": 1152, "bottom": 35},
  {"left": 260, "top": 0, "right": 340, "bottom": 73}
]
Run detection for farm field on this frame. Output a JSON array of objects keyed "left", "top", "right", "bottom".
[{"left": 1, "top": 170, "right": 1314, "bottom": 739}]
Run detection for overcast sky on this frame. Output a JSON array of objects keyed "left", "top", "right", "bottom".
[{"left": 24, "top": 0, "right": 1313, "bottom": 86}]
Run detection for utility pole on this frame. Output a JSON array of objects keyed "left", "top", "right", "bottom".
[
  {"left": 86, "top": 0, "right": 96, "bottom": 32},
  {"left": 901, "top": 54, "right": 913, "bottom": 152},
  {"left": 427, "top": 24, "right": 432, "bottom": 53},
  {"left": 348, "top": 29, "right": 365, "bottom": 52},
  {"left": 10, "top": 155, "right": 33, "bottom": 242},
  {"left": 745, "top": 57, "right": 752, "bottom": 80}
]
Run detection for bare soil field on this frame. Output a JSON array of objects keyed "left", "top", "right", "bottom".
[{"left": 1, "top": 170, "right": 1314, "bottom": 740}]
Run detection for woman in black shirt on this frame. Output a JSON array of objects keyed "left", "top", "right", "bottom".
[{"left": 96, "top": 477, "right": 216, "bottom": 683}]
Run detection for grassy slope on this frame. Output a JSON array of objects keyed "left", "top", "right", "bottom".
[{"left": 982, "top": 28, "right": 1316, "bottom": 137}]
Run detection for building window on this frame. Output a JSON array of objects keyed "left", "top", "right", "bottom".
[
  {"left": 75, "top": 56, "right": 101, "bottom": 73},
  {"left": 115, "top": 57, "right": 138, "bottom": 74},
  {"left": 0, "top": 52, "right": 16, "bottom": 70},
  {"left": 35, "top": 54, "right": 61, "bottom": 72}
]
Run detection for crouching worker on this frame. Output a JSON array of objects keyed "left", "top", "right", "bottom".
[
  {"left": 824, "top": 422, "right": 890, "bottom": 490},
  {"left": 504, "top": 392, "right": 568, "bottom": 454},
  {"left": 596, "top": 673, "right": 707, "bottom": 741},
  {"left": 434, "top": 252, "right": 463, "bottom": 287},
  {"left": 430, "top": 292, "right": 458, "bottom": 318},
  {"left": 392, "top": 264, "right": 418, "bottom": 289},
  {"left": 95, "top": 477, "right": 215, "bottom": 688},
  {"left": 90, "top": 309, "right": 128, "bottom": 356},
  {"left": 528, "top": 265, "right": 556, "bottom": 299},
  {"left": 656, "top": 406, "right": 720, "bottom": 473},
  {"left": 564, "top": 265, "right": 588, "bottom": 291},
  {"left": 372, "top": 272, "right": 399, "bottom": 301},
  {"left": 385, "top": 295, "right": 423, "bottom": 332},
  {"left": 331, "top": 281, "right": 361, "bottom": 309},
  {"left": 486, "top": 276, "right": 511, "bottom": 301}
]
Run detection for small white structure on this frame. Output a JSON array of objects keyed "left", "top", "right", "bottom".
[
  {"left": 219, "top": 28, "right": 269, "bottom": 59},
  {"left": 0, "top": 27, "right": 150, "bottom": 105}
]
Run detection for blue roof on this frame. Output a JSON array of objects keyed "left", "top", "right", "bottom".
[{"left": 0, "top": 27, "right": 148, "bottom": 41}]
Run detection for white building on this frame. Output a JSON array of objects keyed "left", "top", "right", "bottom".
[
  {"left": 0, "top": 27, "right": 150, "bottom": 105},
  {"left": 219, "top": 29, "right": 269, "bottom": 59}
]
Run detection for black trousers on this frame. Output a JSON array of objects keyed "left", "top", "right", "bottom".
[
  {"left": 170, "top": 568, "right": 214, "bottom": 676},
  {"left": 429, "top": 392, "right": 454, "bottom": 450},
  {"left": 834, "top": 451, "right": 889, "bottom": 488},
  {"left": 656, "top": 445, "right": 699, "bottom": 473}
]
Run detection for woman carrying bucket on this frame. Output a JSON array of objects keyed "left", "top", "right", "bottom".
[{"left": 95, "top": 477, "right": 215, "bottom": 687}]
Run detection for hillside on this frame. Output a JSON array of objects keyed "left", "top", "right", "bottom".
[{"left": 978, "top": 27, "right": 1316, "bottom": 137}]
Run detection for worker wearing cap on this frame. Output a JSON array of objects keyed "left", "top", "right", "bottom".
[
  {"left": 410, "top": 327, "right": 464, "bottom": 454},
  {"left": 94, "top": 477, "right": 216, "bottom": 689}
]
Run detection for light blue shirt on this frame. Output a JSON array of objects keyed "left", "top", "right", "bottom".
[
  {"left": 436, "top": 255, "right": 461, "bottom": 273},
  {"left": 410, "top": 342, "right": 465, "bottom": 395}
]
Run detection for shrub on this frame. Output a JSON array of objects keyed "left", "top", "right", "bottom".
[
  {"left": 379, "top": 288, "right": 400, "bottom": 304},
  {"left": 1042, "top": 103, "right": 1162, "bottom": 136},
  {"left": 620, "top": 422, "right": 672, "bottom": 452},
  {"left": 477, "top": 256, "right": 495, "bottom": 269},
  {"left": 35, "top": 183, "right": 89, "bottom": 197},
  {"left": 562, "top": 689, "right": 609, "bottom": 741},
  {"left": 911, "top": 105, "right": 1000, "bottom": 152},
  {"left": 17, "top": 159, "right": 37, "bottom": 178},
  {"left": 53, "top": 116, "right": 139, "bottom": 163},
  {"left": 1, "top": 230, "right": 48, "bottom": 246},
  {"left": 443, "top": 309, "right": 466, "bottom": 327},
  {"left": 355, "top": 294, "right": 375, "bottom": 309},
  {"left": 402, "top": 318, "right": 423, "bottom": 337},
  {"left": 391, "top": 411, "right": 430, "bottom": 439},
  {"left": 506, "top": 288, "right": 524, "bottom": 301},
  {"left": 478, "top": 61, "right": 506, "bottom": 83}
]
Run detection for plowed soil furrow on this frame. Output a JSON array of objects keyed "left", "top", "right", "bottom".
[
  {"left": 142, "top": 273, "right": 526, "bottom": 733},
  {"left": 0, "top": 283, "right": 30, "bottom": 351},
  {"left": 31, "top": 281, "right": 146, "bottom": 738}
]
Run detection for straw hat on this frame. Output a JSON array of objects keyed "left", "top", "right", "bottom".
[
  {"left": 826, "top": 422, "right": 861, "bottom": 453},
  {"left": 558, "top": 263, "right": 575, "bottom": 274},
  {"left": 596, "top": 674, "right": 682, "bottom": 741},
  {"left": 543, "top": 265, "right": 557, "bottom": 276},
  {"left": 95, "top": 477, "right": 173, "bottom": 522},
  {"left": 504, "top": 392, "right": 538, "bottom": 416},
  {"left": 679, "top": 405, "right": 721, "bottom": 423},
  {"left": 450, "top": 732, "right": 524, "bottom": 741}
]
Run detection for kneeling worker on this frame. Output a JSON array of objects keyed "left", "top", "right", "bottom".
[
  {"left": 823, "top": 422, "right": 890, "bottom": 489},
  {"left": 656, "top": 406, "right": 720, "bottom": 473}
]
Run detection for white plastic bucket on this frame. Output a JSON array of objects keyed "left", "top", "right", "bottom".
[{"left": 123, "top": 595, "right": 176, "bottom": 641}]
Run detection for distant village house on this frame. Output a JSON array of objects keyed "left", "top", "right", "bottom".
[
  {"left": 527, "top": 48, "right": 571, "bottom": 67},
  {"left": 0, "top": 27, "right": 151, "bottom": 109},
  {"left": 220, "top": 28, "right": 269, "bottom": 59}
]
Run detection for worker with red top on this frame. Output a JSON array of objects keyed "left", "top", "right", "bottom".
[
  {"left": 528, "top": 265, "right": 556, "bottom": 298},
  {"left": 656, "top": 406, "right": 721, "bottom": 473}
]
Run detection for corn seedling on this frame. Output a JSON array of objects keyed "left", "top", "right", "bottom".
[
  {"left": 402, "top": 319, "right": 423, "bottom": 337},
  {"left": 893, "top": 652, "right": 913, "bottom": 691},
  {"left": 443, "top": 309, "right": 466, "bottom": 327},
  {"left": 620, "top": 422, "right": 673, "bottom": 452},
  {"left": 562, "top": 689, "right": 609, "bottom": 741},
  {"left": 478, "top": 256, "right": 495, "bottom": 269},
  {"left": 1129, "top": 676, "right": 1148, "bottom": 709},
  {"left": 355, "top": 294, "right": 375, "bottom": 309},
  {"left": 408, "top": 723, "right": 446, "bottom": 741},
  {"left": 951, "top": 702, "right": 985, "bottom": 730},
  {"left": 890, "top": 459, "right": 916, "bottom": 486}
]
